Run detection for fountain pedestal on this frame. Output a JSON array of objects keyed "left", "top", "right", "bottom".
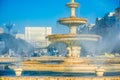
[
  {"left": 95, "top": 68, "right": 105, "bottom": 77},
  {"left": 14, "top": 68, "right": 23, "bottom": 77},
  {"left": 66, "top": 46, "right": 81, "bottom": 58},
  {"left": 64, "top": 46, "right": 84, "bottom": 64}
]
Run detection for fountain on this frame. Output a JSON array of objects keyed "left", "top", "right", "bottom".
[
  {"left": 47, "top": 0, "right": 100, "bottom": 64},
  {"left": 8, "top": 0, "right": 120, "bottom": 79},
  {"left": 14, "top": 68, "right": 23, "bottom": 77},
  {"left": 16, "top": 0, "right": 100, "bottom": 73}
]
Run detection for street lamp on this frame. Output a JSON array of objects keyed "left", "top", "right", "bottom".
[{"left": 3, "top": 23, "right": 15, "bottom": 34}]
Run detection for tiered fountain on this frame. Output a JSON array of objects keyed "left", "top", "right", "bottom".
[
  {"left": 48, "top": 0, "right": 101, "bottom": 64},
  {"left": 9, "top": 0, "right": 120, "bottom": 78}
]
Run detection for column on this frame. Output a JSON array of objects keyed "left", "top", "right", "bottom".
[
  {"left": 14, "top": 68, "right": 23, "bottom": 77},
  {"left": 66, "top": 46, "right": 81, "bottom": 58},
  {"left": 72, "top": 0, "right": 74, "bottom": 3},
  {"left": 70, "top": 8, "right": 76, "bottom": 17},
  {"left": 70, "top": 26, "right": 76, "bottom": 34}
]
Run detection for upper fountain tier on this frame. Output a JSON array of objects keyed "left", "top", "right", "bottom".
[
  {"left": 58, "top": 0, "right": 87, "bottom": 34},
  {"left": 58, "top": 18, "right": 87, "bottom": 26},
  {"left": 66, "top": 0, "right": 80, "bottom": 18}
]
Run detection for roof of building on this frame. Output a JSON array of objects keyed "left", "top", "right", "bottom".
[{"left": 108, "top": 12, "right": 115, "bottom": 17}]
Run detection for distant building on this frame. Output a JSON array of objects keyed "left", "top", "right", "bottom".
[
  {"left": 88, "top": 24, "right": 95, "bottom": 31},
  {"left": 77, "top": 24, "right": 89, "bottom": 34},
  {"left": 0, "top": 27, "right": 5, "bottom": 53},
  {"left": 91, "top": 7, "right": 120, "bottom": 53},
  {"left": 16, "top": 34, "right": 25, "bottom": 40},
  {"left": 25, "top": 27, "right": 52, "bottom": 48},
  {"left": 0, "top": 41, "right": 5, "bottom": 48},
  {"left": 94, "top": 12, "right": 116, "bottom": 38},
  {"left": 115, "top": 7, "right": 120, "bottom": 22},
  {"left": 0, "top": 27, "right": 4, "bottom": 34},
  {"left": 115, "top": 7, "right": 120, "bottom": 39},
  {"left": 88, "top": 7, "right": 120, "bottom": 38},
  {"left": 0, "top": 38, "right": 5, "bottom": 53}
]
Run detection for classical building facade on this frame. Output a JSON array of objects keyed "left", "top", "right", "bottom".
[
  {"left": 115, "top": 7, "right": 120, "bottom": 39},
  {"left": 0, "top": 27, "right": 5, "bottom": 53},
  {"left": 16, "top": 34, "right": 25, "bottom": 40},
  {"left": 94, "top": 12, "right": 116, "bottom": 37},
  {"left": 25, "top": 27, "right": 52, "bottom": 49},
  {"left": 92, "top": 7, "right": 120, "bottom": 38},
  {"left": 91, "top": 7, "right": 120, "bottom": 53},
  {"left": 16, "top": 27, "right": 52, "bottom": 50}
]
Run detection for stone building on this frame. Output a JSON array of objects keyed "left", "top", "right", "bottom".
[
  {"left": 0, "top": 27, "right": 4, "bottom": 34},
  {"left": 91, "top": 7, "right": 120, "bottom": 53},
  {"left": 16, "top": 27, "right": 52, "bottom": 49},
  {"left": 25, "top": 27, "right": 52, "bottom": 49}
]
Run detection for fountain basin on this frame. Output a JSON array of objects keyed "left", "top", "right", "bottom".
[
  {"left": 66, "top": 2, "right": 79, "bottom": 8},
  {"left": 47, "top": 34, "right": 101, "bottom": 44},
  {"left": 8, "top": 57, "right": 120, "bottom": 77},
  {"left": 58, "top": 18, "right": 87, "bottom": 26},
  {"left": 9, "top": 60, "right": 120, "bottom": 73},
  {"left": 10, "top": 60, "right": 98, "bottom": 73}
]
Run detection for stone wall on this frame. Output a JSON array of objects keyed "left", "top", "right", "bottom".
[{"left": 0, "top": 76, "right": 120, "bottom": 80}]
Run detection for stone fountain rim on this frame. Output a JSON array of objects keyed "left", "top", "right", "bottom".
[
  {"left": 46, "top": 34, "right": 101, "bottom": 42},
  {"left": 58, "top": 17, "right": 87, "bottom": 22},
  {"left": 66, "top": 2, "right": 79, "bottom": 7},
  {"left": 47, "top": 34, "right": 101, "bottom": 39}
]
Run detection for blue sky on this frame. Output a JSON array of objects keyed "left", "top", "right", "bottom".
[{"left": 0, "top": 0, "right": 119, "bottom": 34}]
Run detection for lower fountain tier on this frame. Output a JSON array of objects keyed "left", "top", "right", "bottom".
[
  {"left": 10, "top": 60, "right": 97, "bottom": 73},
  {"left": 47, "top": 34, "right": 101, "bottom": 45},
  {"left": 63, "top": 57, "right": 85, "bottom": 64},
  {"left": 58, "top": 17, "right": 87, "bottom": 26},
  {"left": 1, "top": 76, "right": 120, "bottom": 80},
  {"left": 9, "top": 60, "right": 120, "bottom": 73}
]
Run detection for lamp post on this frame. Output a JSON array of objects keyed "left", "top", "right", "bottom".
[{"left": 3, "top": 23, "right": 15, "bottom": 34}]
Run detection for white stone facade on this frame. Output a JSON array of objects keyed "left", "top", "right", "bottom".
[
  {"left": 0, "top": 27, "right": 4, "bottom": 34},
  {"left": 25, "top": 27, "right": 52, "bottom": 48},
  {"left": 16, "top": 34, "right": 25, "bottom": 40}
]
